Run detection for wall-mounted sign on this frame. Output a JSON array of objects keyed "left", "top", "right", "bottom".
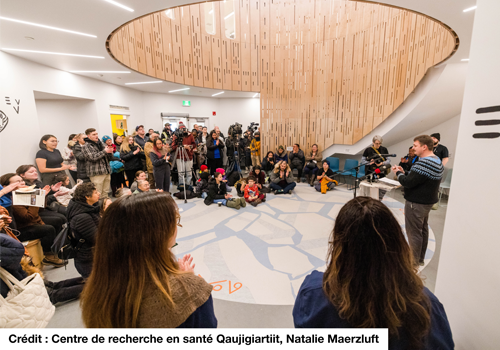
[
  {"left": 213, "top": 111, "right": 216, "bottom": 116},
  {"left": 183, "top": 100, "right": 191, "bottom": 107}
]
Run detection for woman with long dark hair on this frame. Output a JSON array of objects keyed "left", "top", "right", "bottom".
[
  {"left": 120, "top": 135, "right": 145, "bottom": 188},
  {"left": 36, "top": 134, "right": 75, "bottom": 186},
  {"left": 293, "top": 197, "right": 453, "bottom": 349},
  {"left": 81, "top": 192, "right": 217, "bottom": 328},
  {"left": 150, "top": 137, "right": 171, "bottom": 192}
]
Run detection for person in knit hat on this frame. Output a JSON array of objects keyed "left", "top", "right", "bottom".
[
  {"left": 215, "top": 168, "right": 232, "bottom": 192},
  {"left": 275, "top": 145, "right": 288, "bottom": 163},
  {"left": 430, "top": 133, "right": 449, "bottom": 167}
]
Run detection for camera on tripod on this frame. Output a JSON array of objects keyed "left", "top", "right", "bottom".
[
  {"left": 247, "top": 122, "right": 259, "bottom": 133},
  {"left": 173, "top": 127, "right": 188, "bottom": 144},
  {"left": 228, "top": 122, "right": 243, "bottom": 139}
]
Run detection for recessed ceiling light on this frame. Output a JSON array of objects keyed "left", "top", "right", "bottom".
[
  {"left": 103, "top": 0, "right": 134, "bottom": 12},
  {"left": 463, "top": 6, "right": 477, "bottom": 12},
  {"left": 212, "top": 91, "right": 224, "bottom": 97},
  {"left": 168, "top": 87, "right": 190, "bottom": 92},
  {"left": 70, "top": 71, "right": 129, "bottom": 73},
  {"left": 2, "top": 48, "right": 104, "bottom": 58},
  {"left": 125, "top": 81, "right": 163, "bottom": 85},
  {"left": 461, "top": 59, "right": 470, "bottom": 62},
  {"left": 0, "top": 16, "right": 97, "bottom": 38},
  {"left": 253, "top": 93, "right": 259, "bottom": 98}
]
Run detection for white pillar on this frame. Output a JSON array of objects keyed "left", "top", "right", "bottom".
[{"left": 435, "top": 1, "right": 500, "bottom": 349}]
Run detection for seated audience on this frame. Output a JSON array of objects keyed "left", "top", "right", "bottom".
[
  {"left": 0, "top": 174, "right": 22, "bottom": 218},
  {"left": 314, "top": 161, "right": 338, "bottom": 194},
  {"left": 51, "top": 174, "right": 82, "bottom": 211},
  {"left": 82, "top": 128, "right": 114, "bottom": 200},
  {"left": 204, "top": 172, "right": 245, "bottom": 209},
  {"left": 249, "top": 165, "right": 266, "bottom": 189},
  {"left": 244, "top": 176, "right": 266, "bottom": 207},
  {"left": 81, "top": 192, "right": 218, "bottom": 328},
  {"left": 150, "top": 137, "right": 172, "bottom": 192},
  {"left": 261, "top": 151, "right": 276, "bottom": 177},
  {"left": 289, "top": 144, "right": 305, "bottom": 182},
  {"left": 36, "top": 134, "right": 75, "bottom": 186},
  {"left": 275, "top": 145, "right": 288, "bottom": 163},
  {"left": 304, "top": 144, "right": 322, "bottom": 186},
  {"left": 121, "top": 135, "right": 145, "bottom": 189},
  {"left": 67, "top": 182, "right": 101, "bottom": 278},
  {"left": 215, "top": 168, "right": 232, "bottom": 192},
  {"left": 130, "top": 170, "right": 147, "bottom": 192},
  {"left": 234, "top": 177, "right": 248, "bottom": 197},
  {"left": 249, "top": 132, "right": 261, "bottom": 167},
  {"left": 62, "top": 134, "right": 78, "bottom": 182},
  {"left": 115, "top": 187, "right": 132, "bottom": 198},
  {"left": 270, "top": 161, "right": 296, "bottom": 194},
  {"left": 196, "top": 171, "right": 210, "bottom": 199},
  {"left": 399, "top": 146, "right": 419, "bottom": 174},
  {"left": 133, "top": 180, "right": 152, "bottom": 194},
  {"left": 293, "top": 197, "right": 454, "bottom": 349}
]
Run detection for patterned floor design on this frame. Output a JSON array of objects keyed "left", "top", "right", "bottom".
[{"left": 172, "top": 183, "right": 436, "bottom": 305}]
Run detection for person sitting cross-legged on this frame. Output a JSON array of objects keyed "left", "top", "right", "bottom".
[
  {"left": 244, "top": 176, "right": 266, "bottom": 207},
  {"left": 203, "top": 172, "right": 245, "bottom": 209},
  {"left": 270, "top": 161, "right": 296, "bottom": 194},
  {"left": 314, "top": 160, "right": 338, "bottom": 194}
]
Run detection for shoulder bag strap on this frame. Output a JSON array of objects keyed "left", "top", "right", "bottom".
[{"left": 372, "top": 147, "right": 386, "bottom": 162}]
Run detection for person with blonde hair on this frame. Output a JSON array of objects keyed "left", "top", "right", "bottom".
[
  {"left": 293, "top": 197, "right": 453, "bottom": 349},
  {"left": 81, "top": 192, "right": 217, "bottom": 328},
  {"left": 269, "top": 160, "right": 296, "bottom": 194},
  {"left": 120, "top": 135, "right": 145, "bottom": 189}
]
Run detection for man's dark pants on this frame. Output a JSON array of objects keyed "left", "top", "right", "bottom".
[{"left": 405, "top": 200, "right": 433, "bottom": 265}]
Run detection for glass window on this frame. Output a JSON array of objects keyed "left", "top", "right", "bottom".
[
  {"left": 223, "top": 0, "right": 236, "bottom": 39},
  {"left": 204, "top": 3, "right": 216, "bottom": 35},
  {"left": 165, "top": 8, "right": 175, "bottom": 20}
]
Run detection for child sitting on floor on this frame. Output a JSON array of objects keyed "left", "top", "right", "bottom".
[
  {"left": 215, "top": 168, "right": 232, "bottom": 192},
  {"left": 244, "top": 176, "right": 266, "bottom": 207},
  {"left": 196, "top": 171, "right": 211, "bottom": 198},
  {"left": 234, "top": 177, "right": 247, "bottom": 197}
]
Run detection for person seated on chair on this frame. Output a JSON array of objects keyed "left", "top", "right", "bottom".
[
  {"left": 304, "top": 144, "right": 322, "bottom": 186},
  {"left": 399, "top": 147, "right": 419, "bottom": 174},
  {"left": 244, "top": 176, "right": 266, "bottom": 207},
  {"left": 314, "top": 161, "right": 338, "bottom": 194},
  {"left": 275, "top": 145, "right": 288, "bottom": 164},
  {"left": 203, "top": 172, "right": 245, "bottom": 209},
  {"left": 289, "top": 144, "right": 305, "bottom": 182},
  {"left": 292, "top": 197, "right": 454, "bottom": 349},
  {"left": 270, "top": 161, "right": 296, "bottom": 194},
  {"left": 249, "top": 165, "right": 266, "bottom": 189},
  {"left": 261, "top": 151, "right": 276, "bottom": 177},
  {"left": 362, "top": 135, "right": 391, "bottom": 178}
]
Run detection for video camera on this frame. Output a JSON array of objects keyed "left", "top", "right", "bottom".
[
  {"left": 228, "top": 123, "right": 243, "bottom": 139},
  {"left": 173, "top": 127, "right": 188, "bottom": 144},
  {"left": 247, "top": 122, "right": 259, "bottom": 133}
]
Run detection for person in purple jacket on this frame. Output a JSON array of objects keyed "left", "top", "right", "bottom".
[{"left": 293, "top": 196, "right": 454, "bottom": 350}]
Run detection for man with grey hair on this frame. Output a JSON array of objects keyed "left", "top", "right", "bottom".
[{"left": 361, "top": 135, "right": 391, "bottom": 200}]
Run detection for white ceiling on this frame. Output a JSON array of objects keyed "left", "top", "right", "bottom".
[{"left": 0, "top": 0, "right": 475, "bottom": 98}]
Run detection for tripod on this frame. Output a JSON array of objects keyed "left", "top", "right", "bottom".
[
  {"left": 225, "top": 135, "right": 244, "bottom": 181},
  {"left": 171, "top": 143, "right": 198, "bottom": 203}
]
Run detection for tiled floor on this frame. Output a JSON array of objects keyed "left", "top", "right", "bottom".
[{"left": 45, "top": 183, "right": 448, "bottom": 328}]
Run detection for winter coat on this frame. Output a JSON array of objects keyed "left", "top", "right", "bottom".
[
  {"left": 82, "top": 138, "right": 112, "bottom": 177},
  {"left": 0, "top": 233, "right": 28, "bottom": 298},
  {"left": 144, "top": 141, "right": 155, "bottom": 173},
  {"left": 66, "top": 199, "right": 100, "bottom": 253},
  {"left": 120, "top": 144, "right": 145, "bottom": 171},
  {"left": 204, "top": 179, "right": 227, "bottom": 205},
  {"left": 206, "top": 138, "right": 225, "bottom": 160},
  {"left": 150, "top": 150, "right": 171, "bottom": 170},
  {"left": 170, "top": 134, "right": 196, "bottom": 161},
  {"left": 270, "top": 163, "right": 295, "bottom": 184},
  {"left": 289, "top": 149, "right": 305, "bottom": 167},
  {"left": 196, "top": 172, "right": 210, "bottom": 194},
  {"left": 12, "top": 206, "right": 43, "bottom": 229},
  {"left": 261, "top": 156, "right": 276, "bottom": 172},
  {"left": 249, "top": 138, "right": 261, "bottom": 157},
  {"left": 275, "top": 151, "right": 289, "bottom": 164},
  {"left": 110, "top": 152, "right": 124, "bottom": 174},
  {"left": 73, "top": 142, "right": 89, "bottom": 181}
]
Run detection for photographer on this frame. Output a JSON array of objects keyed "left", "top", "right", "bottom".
[
  {"left": 207, "top": 130, "right": 225, "bottom": 175},
  {"left": 170, "top": 122, "right": 196, "bottom": 186}
]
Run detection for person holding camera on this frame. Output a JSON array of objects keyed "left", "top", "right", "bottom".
[{"left": 170, "top": 122, "right": 196, "bottom": 186}]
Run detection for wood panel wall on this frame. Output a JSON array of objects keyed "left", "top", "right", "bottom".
[{"left": 107, "top": 0, "right": 458, "bottom": 151}]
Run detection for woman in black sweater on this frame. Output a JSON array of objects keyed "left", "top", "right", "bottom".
[
  {"left": 66, "top": 182, "right": 100, "bottom": 278},
  {"left": 149, "top": 138, "right": 172, "bottom": 192},
  {"left": 120, "top": 135, "right": 145, "bottom": 188}
]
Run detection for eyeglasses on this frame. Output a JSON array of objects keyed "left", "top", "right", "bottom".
[{"left": 176, "top": 210, "right": 182, "bottom": 228}]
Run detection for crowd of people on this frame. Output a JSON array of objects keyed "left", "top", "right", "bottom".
[{"left": 0, "top": 122, "right": 453, "bottom": 347}]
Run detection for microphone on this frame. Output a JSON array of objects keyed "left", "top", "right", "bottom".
[{"left": 367, "top": 154, "right": 397, "bottom": 160}]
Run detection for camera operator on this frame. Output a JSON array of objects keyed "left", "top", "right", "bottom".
[{"left": 170, "top": 122, "right": 196, "bottom": 186}]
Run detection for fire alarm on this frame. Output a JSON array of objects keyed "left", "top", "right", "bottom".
[{"left": 213, "top": 111, "right": 216, "bottom": 116}]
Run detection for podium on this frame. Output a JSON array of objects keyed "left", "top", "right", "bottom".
[{"left": 358, "top": 179, "right": 401, "bottom": 200}]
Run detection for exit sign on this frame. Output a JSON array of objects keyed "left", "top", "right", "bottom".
[{"left": 183, "top": 100, "right": 191, "bottom": 107}]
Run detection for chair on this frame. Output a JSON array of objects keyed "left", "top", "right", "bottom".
[
  {"left": 340, "top": 159, "right": 359, "bottom": 186},
  {"left": 438, "top": 168, "right": 453, "bottom": 206},
  {"left": 325, "top": 157, "right": 340, "bottom": 183}
]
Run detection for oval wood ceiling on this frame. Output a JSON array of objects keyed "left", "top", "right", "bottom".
[{"left": 107, "top": 0, "right": 458, "bottom": 148}]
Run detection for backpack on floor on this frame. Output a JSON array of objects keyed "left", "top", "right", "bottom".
[{"left": 50, "top": 223, "right": 85, "bottom": 261}]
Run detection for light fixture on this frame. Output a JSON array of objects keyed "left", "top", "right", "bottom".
[
  {"left": 126, "top": 81, "right": 163, "bottom": 85},
  {"left": 103, "top": 0, "right": 134, "bottom": 12},
  {"left": 461, "top": 58, "right": 470, "bottom": 62},
  {"left": 70, "top": 71, "right": 130, "bottom": 73},
  {"left": 169, "top": 88, "right": 190, "bottom": 92},
  {"left": 0, "top": 16, "right": 97, "bottom": 38},
  {"left": 253, "top": 93, "right": 259, "bottom": 98},
  {"left": 224, "top": 12, "right": 235, "bottom": 20},
  {"left": 463, "top": 6, "right": 477, "bottom": 12},
  {"left": 2, "top": 48, "right": 104, "bottom": 58},
  {"left": 212, "top": 91, "right": 224, "bottom": 96}
]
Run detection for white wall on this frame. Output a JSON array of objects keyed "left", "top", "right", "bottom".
[
  {"left": 35, "top": 99, "right": 99, "bottom": 143},
  {"left": 387, "top": 114, "right": 461, "bottom": 169},
  {"left": 435, "top": 0, "right": 500, "bottom": 349}
]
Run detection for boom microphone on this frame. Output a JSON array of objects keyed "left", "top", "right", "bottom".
[{"left": 367, "top": 154, "right": 397, "bottom": 160}]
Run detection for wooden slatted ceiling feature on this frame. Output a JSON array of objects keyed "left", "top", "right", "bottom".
[{"left": 107, "top": 0, "right": 457, "bottom": 151}]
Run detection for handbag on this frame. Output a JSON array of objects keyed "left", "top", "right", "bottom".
[
  {"left": 0, "top": 268, "right": 55, "bottom": 328},
  {"left": 51, "top": 222, "right": 85, "bottom": 261}
]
